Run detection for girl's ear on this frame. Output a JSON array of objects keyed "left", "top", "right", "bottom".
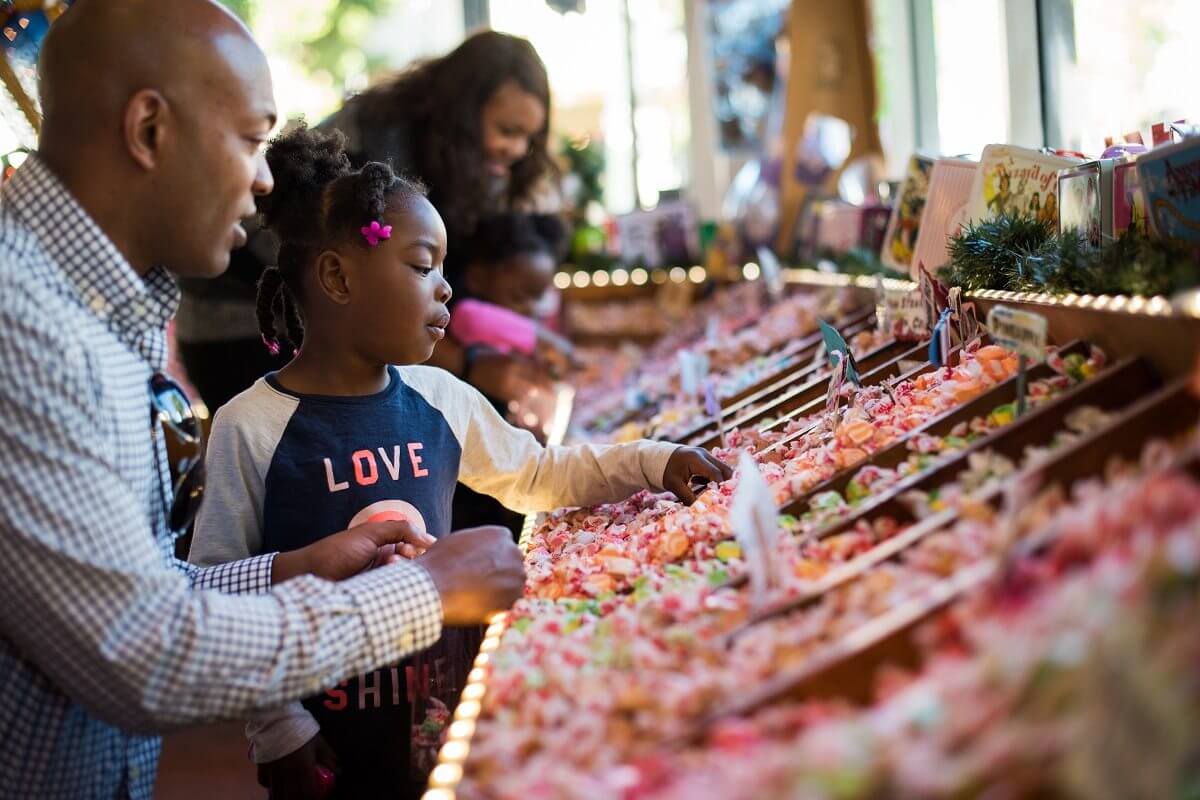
[{"left": 315, "top": 249, "right": 352, "bottom": 304}]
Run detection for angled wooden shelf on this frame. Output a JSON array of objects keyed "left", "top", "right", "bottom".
[{"left": 700, "top": 377, "right": 1200, "bottom": 726}]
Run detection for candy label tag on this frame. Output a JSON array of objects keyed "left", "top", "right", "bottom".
[
  {"left": 986, "top": 305, "right": 1047, "bottom": 363},
  {"left": 928, "top": 307, "right": 953, "bottom": 367},
  {"left": 824, "top": 350, "right": 848, "bottom": 427},
  {"left": 703, "top": 377, "right": 727, "bottom": 449},
  {"left": 918, "top": 264, "right": 941, "bottom": 334},
  {"left": 729, "top": 451, "right": 782, "bottom": 610},
  {"left": 817, "top": 318, "right": 861, "bottom": 385},
  {"left": 873, "top": 274, "right": 887, "bottom": 333},
  {"left": 756, "top": 246, "right": 785, "bottom": 302},
  {"left": 883, "top": 287, "right": 930, "bottom": 340},
  {"left": 678, "top": 349, "right": 710, "bottom": 396}
]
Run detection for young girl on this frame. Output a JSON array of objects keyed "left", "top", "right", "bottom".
[{"left": 188, "top": 125, "right": 729, "bottom": 799}]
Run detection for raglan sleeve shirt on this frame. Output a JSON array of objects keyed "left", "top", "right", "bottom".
[{"left": 189, "top": 364, "right": 680, "bottom": 762}]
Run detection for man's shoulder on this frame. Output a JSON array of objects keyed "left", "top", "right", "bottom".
[
  {"left": 0, "top": 212, "right": 73, "bottom": 332},
  {"left": 0, "top": 208, "right": 52, "bottom": 288}
]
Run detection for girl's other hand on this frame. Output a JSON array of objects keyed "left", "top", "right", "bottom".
[
  {"left": 467, "top": 349, "right": 554, "bottom": 405},
  {"left": 534, "top": 326, "right": 582, "bottom": 378}
]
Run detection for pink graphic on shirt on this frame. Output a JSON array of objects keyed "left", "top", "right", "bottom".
[{"left": 348, "top": 499, "right": 428, "bottom": 534}]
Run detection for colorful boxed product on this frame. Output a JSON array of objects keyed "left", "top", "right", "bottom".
[
  {"left": 880, "top": 154, "right": 936, "bottom": 272},
  {"left": 1112, "top": 158, "right": 1146, "bottom": 237},
  {"left": 858, "top": 204, "right": 893, "bottom": 256},
  {"left": 1136, "top": 135, "right": 1200, "bottom": 244},
  {"left": 964, "top": 145, "right": 1082, "bottom": 228},
  {"left": 814, "top": 202, "right": 865, "bottom": 255},
  {"left": 1057, "top": 158, "right": 1114, "bottom": 247},
  {"left": 911, "top": 157, "right": 977, "bottom": 278}
]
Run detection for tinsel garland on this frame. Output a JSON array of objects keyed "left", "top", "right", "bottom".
[{"left": 942, "top": 213, "right": 1200, "bottom": 297}]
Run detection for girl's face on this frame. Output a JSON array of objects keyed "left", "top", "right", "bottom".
[
  {"left": 479, "top": 80, "right": 546, "bottom": 179},
  {"left": 467, "top": 250, "right": 555, "bottom": 318},
  {"left": 328, "top": 195, "right": 453, "bottom": 366}
]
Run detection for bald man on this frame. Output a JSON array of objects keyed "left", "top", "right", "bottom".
[{"left": 0, "top": 1, "right": 524, "bottom": 796}]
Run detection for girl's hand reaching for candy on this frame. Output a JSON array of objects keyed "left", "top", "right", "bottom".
[{"left": 661, "top": 446, "right": 733, "bottom": 504}]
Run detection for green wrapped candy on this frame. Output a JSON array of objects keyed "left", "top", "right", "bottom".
[
  {"left": 988, "top": 403, "right": 1016, "bottom": 427},
  {"left": 812, "top": 491, "right": 845, "bottom": 510},
  {"left": 1062, "top": 352, "right": 1087, "bottom": 381},
  {"left": 845, "top": 480, "right": 870, "bottom": 503}
]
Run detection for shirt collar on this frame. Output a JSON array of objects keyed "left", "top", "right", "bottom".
[{"left": 2, "top": 155, "right": 180, "bottom": 364}]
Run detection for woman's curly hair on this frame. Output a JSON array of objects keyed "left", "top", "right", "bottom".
[
  {"left": 350, "top": 31, "right": 555, "bottom": 241},
  {"left": 254, "top": 122, "right": 426, "bottom": 354}
]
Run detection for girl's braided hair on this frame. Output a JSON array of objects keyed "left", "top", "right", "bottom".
[{"left": 254, "top": 122, "right": 426, "bottom": 354}]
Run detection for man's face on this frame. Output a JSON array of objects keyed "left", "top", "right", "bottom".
[{"left": 160, "top": 37, "right": 276, "bottom": 278}]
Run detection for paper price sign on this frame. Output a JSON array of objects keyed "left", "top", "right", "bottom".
[
  {"left": 678, "top": 349, "right": 710, "bottom": 396},
  {"left": 729, "top": 451, "right": 784, "bottom": 611},
  {"left": 986, "top": 306, "right": 1047, "bottom": 362},
  {"left": 883, "top": 288, "right": 930, "bottom": 339},
  {"left": 873, "top": 274, "right": 887, "bottom": 332}
]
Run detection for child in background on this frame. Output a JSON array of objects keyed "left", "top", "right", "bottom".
[
  {"left": 449, "top": 211, "right": 576, "bottom": 377},
  {"left": 188, "top": 125, "right": 729, "bottom": 800},
  {"left": 449, "top": 212, "right": 578, "bottom": 534}
]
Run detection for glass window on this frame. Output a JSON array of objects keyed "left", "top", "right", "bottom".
[
  {"left": 491, "top": 0, "right": 689, "bottom": 213},
  {"left": 1041, "top": 0, "right": 1200, "bottom": 153},
  {"left": 931, "top": 0, "right": 1009, "bottom": 157}
]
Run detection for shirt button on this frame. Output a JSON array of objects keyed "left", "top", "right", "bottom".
[
  {"left": 89, "top": 295, "right": 110, "bottom": 315},
  {"left": 131, "top": 301, "right": 147, "bottom": 317}
]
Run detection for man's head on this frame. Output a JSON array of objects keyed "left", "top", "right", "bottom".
[{"left": 38, "top": 0, "right": 276, "bottom": 278}]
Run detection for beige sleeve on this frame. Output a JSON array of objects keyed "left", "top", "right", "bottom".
[{"left": 397, "top": 366, "right": 679, "bottom": 513}]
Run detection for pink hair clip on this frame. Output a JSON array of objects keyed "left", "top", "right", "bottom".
[
  {"left": 261, "top": 334, "right": 281, "bottom": 356},
  {"left": 361, "top": 220, "right": 392, "bottom": 247}
]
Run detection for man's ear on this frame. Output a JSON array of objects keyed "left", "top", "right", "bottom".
[
  {"left": 316, "top": 249, "right": 352, "bottom": 304},
  {"left": 123, "top": 89, "right": 171, "bottom": 171}
]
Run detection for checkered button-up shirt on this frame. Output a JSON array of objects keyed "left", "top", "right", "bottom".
[{"left": 0, "top": 157, "right": 444, "bottom": 799}]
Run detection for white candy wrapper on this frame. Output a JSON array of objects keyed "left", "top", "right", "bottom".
[
  {"left": 729, "top": 451, "right": 783, "bottom": 610},
  {"left": 678, "top": 349, "right": 710, "bottom": 397},
  {"left": 823, "top": 349, "right": 847, "bottom": 429}
]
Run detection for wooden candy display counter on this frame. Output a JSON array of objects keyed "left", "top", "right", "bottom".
[{"left": 422, "top": 268, "right": 1200, "bottom": 800}]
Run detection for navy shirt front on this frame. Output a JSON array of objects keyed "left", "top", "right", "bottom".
[{"left": 263, "top": 367, "right": 476, "bottom": 797}]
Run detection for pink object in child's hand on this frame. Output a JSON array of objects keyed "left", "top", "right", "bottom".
[
  {"left": 448, "top": 298, "right": 538, "bottom": 355},
  {"left": 314, "top": 766, "right": 336, "bottom": 798}
]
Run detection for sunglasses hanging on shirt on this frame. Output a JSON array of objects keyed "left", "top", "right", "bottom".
[{"left": 148, "top": 372, "right": 206, "bottom": 535}]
